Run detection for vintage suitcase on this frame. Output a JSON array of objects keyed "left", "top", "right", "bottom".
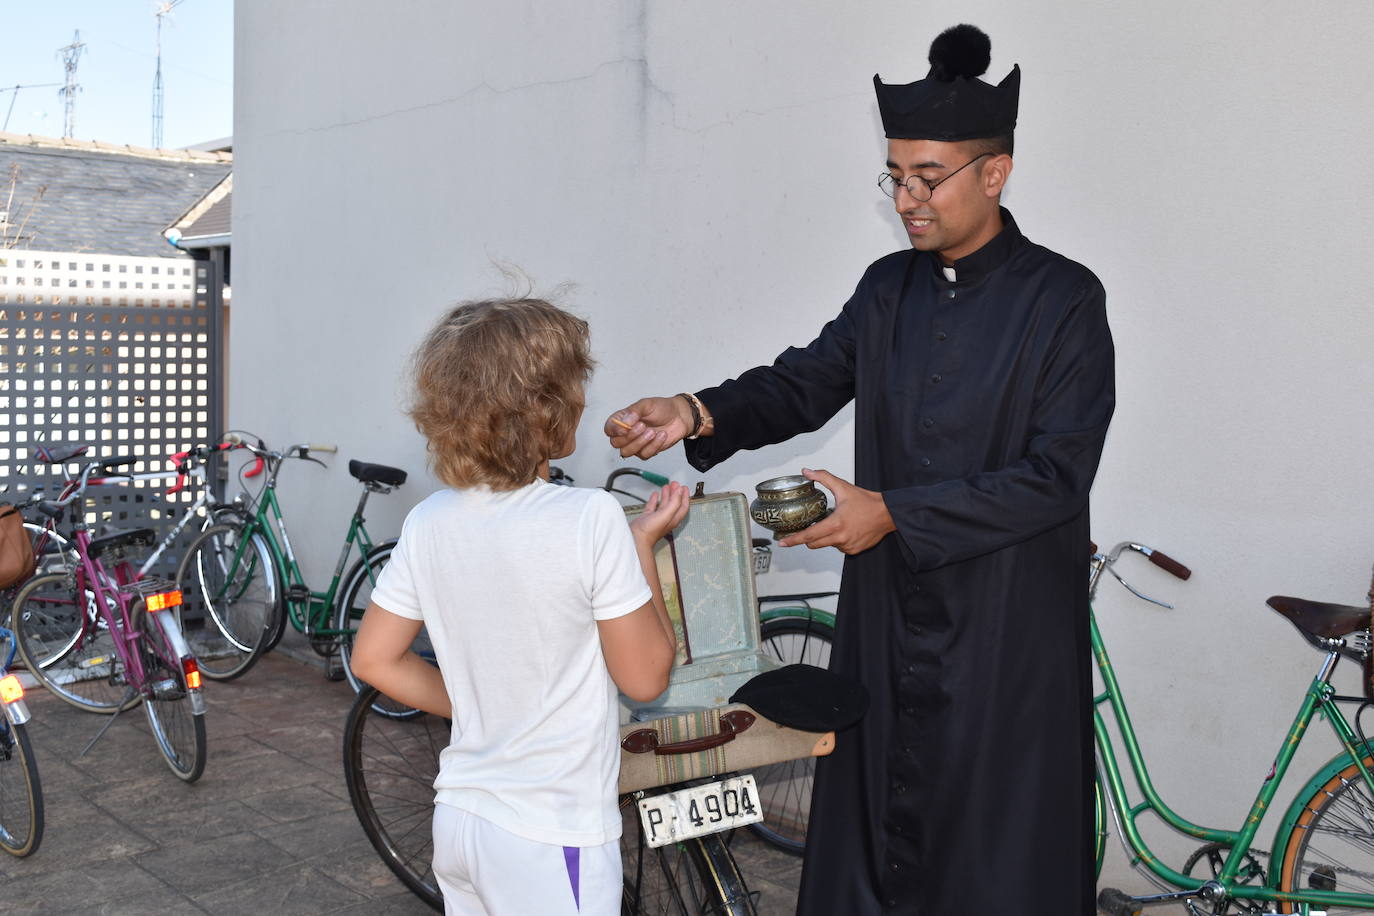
[
  {"left": 619, "top": 491, "right": 782, "bottom": 717},
  {"left": 618, "top": 701, "right": 834, "bottom": 794}
]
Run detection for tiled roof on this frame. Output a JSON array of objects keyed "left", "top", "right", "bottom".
[
  {"left": 0, "top": 132, "right": 232, "bottom": 258},
  {"left": 167, "top": 173, "right": 232, "bottom": 244}
]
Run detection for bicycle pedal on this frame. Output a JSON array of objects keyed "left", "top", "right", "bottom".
[
  {"left": 323, "top": 656, "right": 346, "bottom": 682},
  {"left": 1097, "top": 888, "right": 1143, "bottom": 916},
  {"left": 285, "top": 584, "right": 312, "bottom": 603}
]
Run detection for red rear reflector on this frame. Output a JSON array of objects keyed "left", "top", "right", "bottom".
[
  {"left": 147, "top": 590, "right": 183, "bottom": 612},
  {"left": 182, "top": 657, "right": 201, "bottom": 690},
  {"left": 0, "top": 674, "right": 24, "bottom": 703}
]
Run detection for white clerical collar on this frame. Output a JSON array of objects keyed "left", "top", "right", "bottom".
[{"left": 942, "top": 266, "right": 957, "bottom": 282}]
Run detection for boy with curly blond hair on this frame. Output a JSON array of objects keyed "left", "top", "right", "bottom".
[{"left": 353, "top": 297, "right": 687, "bottom": 915}]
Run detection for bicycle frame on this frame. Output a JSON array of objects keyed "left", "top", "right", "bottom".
[
  {"left": 240, "top": 464, "right": 379, "bottom": 641},
  {"left": 1093, "top": 564, "right": 1374, "bottom": 910}
]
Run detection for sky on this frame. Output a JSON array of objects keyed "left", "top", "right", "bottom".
[{"left": 1, "top": 0, "right": 233, "bottom": 149}]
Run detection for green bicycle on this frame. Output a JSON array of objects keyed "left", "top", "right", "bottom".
[
  {"left": 174, "top": 434, "right": 408, "bottom": 686},
  {"left": 1095, "top": 540, "right": 1374, "bottom": 915}
]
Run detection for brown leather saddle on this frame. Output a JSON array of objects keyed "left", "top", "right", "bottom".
[{"left": 1269, "top": 575, "right": 1374, "bottom": 697}]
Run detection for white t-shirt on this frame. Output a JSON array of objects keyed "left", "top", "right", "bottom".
[{"left": 371, "top": 480, "right": 650, "bottom": 847}]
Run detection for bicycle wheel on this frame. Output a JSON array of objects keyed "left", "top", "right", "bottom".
[
  {"left": 342, "top": 685, "right": 444, "bottom": 911},
  {"left": 620, "top": 794, "right": 756, "bottom": 916},
  {"left": 0, "top": 717, "right": 43, "bottom": 857},
  {"left": 132, "top": 603, "right": 207, "bottom": 782},
  {"left": 1275, "top": 748, "right": 1374, "bottom": 913},
  {"left": 335, "top": 543, "right": 431, "bottom": 718},
  {"left": 176, "top": 523, "right": 279, "bottom": 680},
  {"left": 1, "top": 526, "right": 77, "bottom": 656},
  {"left": 748, "top": 614, "right": 834, "bottom": 853},
  {"left": 12, "top": 572, "right": 139, "bottom": 714}
]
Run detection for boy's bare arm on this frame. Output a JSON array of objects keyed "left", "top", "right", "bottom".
[
  {"left": 598, "top": 483, "right": 690, "bottom": 702},
  {"left": 350, "top": 603, "right": 452, "bottom": 718}
]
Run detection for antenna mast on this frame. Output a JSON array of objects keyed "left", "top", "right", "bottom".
[
  {"left": 58, "top": 31, "right": 86, "bottom": 139},
  {"left": 152, "top": 1, "right": 184, "bottom": 148}
]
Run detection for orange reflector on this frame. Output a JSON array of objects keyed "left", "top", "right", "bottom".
[
  {"left": 0, "top": 674, "right": 24, "bottom": 704},
  {"left": 182, "top": 657, "right": 201, "bottom": 690},
  {"left": 147, "top": 590, "right": 183, "bottom": 612}
]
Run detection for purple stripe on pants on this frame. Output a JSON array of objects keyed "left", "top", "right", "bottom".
[{"left": 563, "top": 846, "right": 581, "bottom": 910}]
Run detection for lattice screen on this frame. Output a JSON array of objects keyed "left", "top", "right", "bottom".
[{"left": 0, "top": 249, "right": 221, "bottom": 582}]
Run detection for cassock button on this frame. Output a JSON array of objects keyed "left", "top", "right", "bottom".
[
  {"left": 930, "top": 374, "right": 942, "bottom": 384},
  {"left": 888, "top": 861, "right": 901, "bottom": 872},
  {"left": 921, "top": 417, "right": 934, "bottom": 428},
  {"left": 892, "top": 781, "right": 906, "bottom": 795},
  {"left": 943, "top": 289, "right": 956, "bottom": 300},
  {"left": 904, "top": 663, "right": 916, "bottom": 675},
  {"left": 902, "top": 705, "right": 915, "bottom": 716},
  {"left": 935, "top": 331, "right": 948, "bottom": 341},
  {"left": 887, "top": 900, "right": 899, "bottom": 909},
  {"left": 920, "top": 457, "right": 931, "bottom": 467}
]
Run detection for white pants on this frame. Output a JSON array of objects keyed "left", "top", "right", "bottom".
[{"left": 432, "top": 803, "right": 621, "bottom": 915}]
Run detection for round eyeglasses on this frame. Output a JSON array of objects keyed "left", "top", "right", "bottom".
[{"left": 878, "top": 152, "right": 991, "bottom": 202}]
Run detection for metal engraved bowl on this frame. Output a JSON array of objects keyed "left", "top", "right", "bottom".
[{"left": 750, "top": 475, "right": 830, "bottom": 537}]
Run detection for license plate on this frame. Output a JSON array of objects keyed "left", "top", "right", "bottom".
[{"left": 637, "top": 775, "right": 763, "bottom": 848}]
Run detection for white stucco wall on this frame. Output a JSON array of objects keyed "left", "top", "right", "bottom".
[{"left": 234, "top": 0, "right": 1374, "bottom": 889}]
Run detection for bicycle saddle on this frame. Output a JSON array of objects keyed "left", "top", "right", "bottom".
[
  {"left": 33, "top": 444, "right": 89, "bottom": 463},
  {"left": 349, "top": 460, "right": 407, "bottom": 487},
  {"left": 87, "top": 527, "right": 157, "bottom": 560},
  {"left": 1267, "top": 595, "right": 1371, "bottom": 639}
]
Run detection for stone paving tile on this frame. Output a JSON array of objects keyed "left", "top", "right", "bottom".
[
  {"left": 291, "top": 838, "right": 422, "bottom": 901},
  {"left": 256, "top": 806, "right": 377, "bottom": 861},
  {"left": 10, "top": 793, "right": 158, "bottom": 872},
  {"left": 132, "top": 829, "right": 299, "bottom": 896},
  {"left": 190, "top": 861, "right": 367, "bottom": 916},
  {"left": 0, "top": 859, "right": 194, "bottom": 914},
  {"left": 239, "top": 780, "right": 354, "bottom": 825},
  {"left": 334, "top": 889, "right": 436, "bottom": 914}
]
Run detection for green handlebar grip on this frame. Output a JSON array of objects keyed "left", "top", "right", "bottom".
[{"left": 639, "top": 470, "right": 670, "bottom": 487}]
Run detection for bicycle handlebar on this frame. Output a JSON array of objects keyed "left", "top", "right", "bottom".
[
  {"left": 1093, "top": 540, "right": 1193, "bottom": 608},
  {"left": 1147, "top": 549, "right": 1192, "bottom": 581}
]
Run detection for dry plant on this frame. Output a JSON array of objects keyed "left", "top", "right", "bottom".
[{"left": 1, "top": 162, "right": 47, "bottom": 249}]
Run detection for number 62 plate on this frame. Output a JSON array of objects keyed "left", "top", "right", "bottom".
[{"left": 637, "top": 774, "right": 764, "bottom": 848}]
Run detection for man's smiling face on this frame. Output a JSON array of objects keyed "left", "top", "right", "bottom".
[{"left": 885, "top": 138, "right": 1011, "bottom": 264}]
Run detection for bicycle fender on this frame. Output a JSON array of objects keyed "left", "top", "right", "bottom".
[
  {"left": 1267, "top": 739, "right": 1374, "bottom": 882},
  {"left": 759, "top": 606, "right": 837, "bottom": 630}
]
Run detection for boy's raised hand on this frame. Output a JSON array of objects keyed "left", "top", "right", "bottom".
[{"left": 629, "top": 481, "right": 691, "bottom": 544}]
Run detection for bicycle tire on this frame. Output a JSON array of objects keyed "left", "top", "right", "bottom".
[
  {"left": 342, "top": 685, "right": 444, "bottom": 911},
  {"left": 335, "top": 543, "right": 431, "bottom": 719},
  {"left": 2, "top": 525, "right": 78, "bottom": 662},
  {"left": 175, "top": 523, "right": 279, "bottom": 681},
  {"left": 0, "top": 717, "right": 44, "bottom": 857},
  {"left": 620, "top": 794, "right": 757, "bottom": 916},
  {"left": 1275, "top": 748, "right": 1374, "bottom": 913},
  {"left": 12, "top": 572, "right": 140, "bottom": 714},
  {"left": 131, "top": 603, "right": 207, "bottom": 782},
  {"left": 748, "top": 613, "right": 834, "bottom": 854}
]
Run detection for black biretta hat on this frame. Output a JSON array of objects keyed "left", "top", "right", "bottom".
[
  {"left": 874, "top": 24, "right": 1019, "bottom": 142},
  {"left": 729, "top": 664, "right": 868, "bottom": 733}
]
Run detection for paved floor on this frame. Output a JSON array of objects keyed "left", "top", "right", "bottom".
[{"left": 2, "top": 650, "right": 801, "bottom": 915}]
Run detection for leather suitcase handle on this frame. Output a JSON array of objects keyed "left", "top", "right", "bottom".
[{"left": 621, "top": 710, "right": 756, "bottom": 756}]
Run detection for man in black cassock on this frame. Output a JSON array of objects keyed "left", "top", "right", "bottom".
[{"left": 606, "top": 24, "right": 1112, "bottom": 915}]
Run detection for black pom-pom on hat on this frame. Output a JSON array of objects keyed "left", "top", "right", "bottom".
[{"left": 928, "top": 23, "right": 991, "bottom": 81}]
